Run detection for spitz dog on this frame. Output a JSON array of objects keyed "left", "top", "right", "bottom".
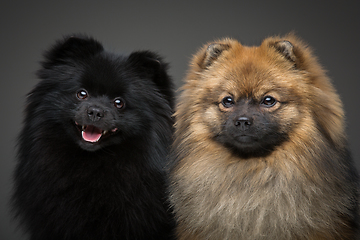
[
  {"left": 169, "top": 34, "right": 359, "bottom": 239},
  {"left": 12, "top": 35, "right": 175, "bottom": 240}
]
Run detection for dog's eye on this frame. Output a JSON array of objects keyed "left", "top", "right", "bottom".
[
  {"left": 77, "top": 89, "right": 88, "bottom": 100},
  {"left": 114, "top": 98, "right": 125, "bottom": 109},
  {"left": 221, "top": 96, "right": 235, "bottom": 108},
  {"left": 261, "top": 96, "right": 277, "bottom": 107}
]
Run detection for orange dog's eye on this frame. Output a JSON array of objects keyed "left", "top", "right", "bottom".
[
  {"left": 261, "top": 96, "right": 277, "bottom": 107},
  {"left": 221, "top": 96, "right": 235, "bottom": 108}
]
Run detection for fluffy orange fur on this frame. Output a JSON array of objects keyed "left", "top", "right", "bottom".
[{"left": 169, "top": 34, "right": 359, "bottom": 240}]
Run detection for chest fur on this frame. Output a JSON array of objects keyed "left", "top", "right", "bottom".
[{"left": 171, "top": 157, "right": 347, "bottom": 240}]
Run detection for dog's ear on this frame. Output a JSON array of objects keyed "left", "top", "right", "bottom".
[
  {"left": 202, "top": 43, "right": 230, "bottom": 68},
  {"left": 127, "top": 51, "right": 173, "bottom": 107},
  {"left": 272, "top": 40, "right": 296, "bottom": 62},
  {"left": 42, "top": 34, "right": 104, "bottom": 66}
]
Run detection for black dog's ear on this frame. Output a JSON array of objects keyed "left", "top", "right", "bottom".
[
  {"left": 127, "top": 51, "right": 174, "bottom": 107},
  {"left": 273, "top": 40, "right": 296, "bottom": 63},
  {"left": 202, "top": 43, "right": 230, "bottom": 68},
  {"left": 43, "top": 35, "right": 104, "bottom": 66}
]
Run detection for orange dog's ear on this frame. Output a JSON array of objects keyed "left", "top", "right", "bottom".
[
  {"left": 273, "top": 40, "right": 296, "bottom": 62},
  {"left": 202, "top": 43, "right": 230, "bottom": 68}
]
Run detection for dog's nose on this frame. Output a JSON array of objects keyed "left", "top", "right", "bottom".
[
  {"left": 235, "top": 117, "right": 253, "bottom": 131},
  {"left": 87, "top": 107, "right": 105, "bottom": 122}
]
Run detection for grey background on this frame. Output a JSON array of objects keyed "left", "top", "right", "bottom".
[{"left": 1, "top": 1, "right": 359, "bottom": 239}]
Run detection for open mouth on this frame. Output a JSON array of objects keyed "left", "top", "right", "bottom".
[{"left": 75, "top": 122, "right": 118, "bottom": 143}]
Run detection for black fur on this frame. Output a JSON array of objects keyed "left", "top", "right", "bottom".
[{"left": 12, "top": 35, "right": 175, "bottom": 240}]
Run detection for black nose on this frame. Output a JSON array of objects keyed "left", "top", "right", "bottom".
[
  {"left": 235, "top": 117, "right": 253, "bottom": 130},
  {"left": 87, "top": 107, "right": 105, "bottom": 122}
]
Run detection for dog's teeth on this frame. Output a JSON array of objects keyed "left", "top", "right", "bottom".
[
  {"left": 103, "top": 130, "right": 108, "bottom": 135},
  {"left": 82, "top": 125, "right": 85, "bottom": 131}
]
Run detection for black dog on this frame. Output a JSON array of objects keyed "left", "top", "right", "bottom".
[{"left": 12, "top": 35, "right": 175, "bottom": 240}]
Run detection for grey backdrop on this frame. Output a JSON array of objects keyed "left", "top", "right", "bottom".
[{"left": 1, "top": 1, "right": 359, "bottom": 239}]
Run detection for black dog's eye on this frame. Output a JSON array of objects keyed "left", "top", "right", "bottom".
[
  {"left": 261, "top": 96, "right": 277, "bottom": 107},
  {"left": 221, "top": 96, "right": 235, "bottom": 108},
  {"left": 77, "top": 89, "right": 88, "bottom": 100},
  {"left": 114, "top": 98, "right": 125, "bottom": 109}
]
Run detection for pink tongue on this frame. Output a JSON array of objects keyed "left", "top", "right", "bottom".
[{"left": 82, "top": 125, "right": 102, "bottom": 143}]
